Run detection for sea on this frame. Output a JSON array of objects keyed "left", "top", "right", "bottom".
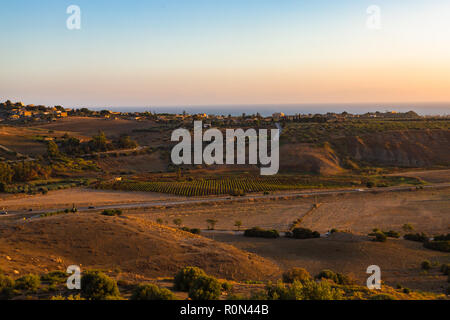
[{"left": 90, "top": 102, "right": 450, "bottom": 117}]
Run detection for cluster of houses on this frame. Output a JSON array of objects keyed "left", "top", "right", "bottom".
[
  {"left": 0, "top": 100, "right": 69, "bottom": 123},
  {"left": 1, "top": 99, "right": 432, "bottom": 125}
]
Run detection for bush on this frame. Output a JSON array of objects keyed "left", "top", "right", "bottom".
[
  {"left": 383, "top": 230, "right": 400, "bottom": 238},
  {"left": 131, "top": 284, "right": 176, "bottom": 300},
  {"left": 41, "top": 271, "right": 67, "bottom": 284},
  {"left": 282, "top": 268, "right": 311, "bottom": 284},
  {"left": 50, "top": 294, "right": 85, "bottom": 300},
  {"left": 289, "top": 228, "right": 320, "bottom": 240},
  {"left": 440, "top": 264, "right": 450, "bottom": 275},
  {"left": 221, "top": 281, "right": 233, "bottom": 292},
  {"left": 370, "top": 293, "right": 397, "bottom": 300},
  {"left": 101, "top": 209, "right": 122, "bottom": 216},
  {"left": 173, "top": 267, "right": 207, "bottom": 292},
  {"left": 80, "top": 271, "right": 120, "bottom": 300},
  {"left": 266, "top": 280, "right": 342, "bottom": 300},
  {"left": 0, "top": 274, "right": 15, "bottom": 299},
  {"left": 314, "top": 270, "right": 353, "bottom": 285},
  {"left": 299, "top": 280, "right": 343, "bottom": 300},
  {"left": 424, "top": 241, "right": 450, "bottom": 253},
  {"left": 404, "top": 233, "right": 428, "bottom": 242},
  {"left": 180, "top": 227, "right": 201, "bottom": 235},
  {"left": 15, "top": 274, "right": 41, "bottom": 292},
  {"left": 39, "top": 187, "right": 48, "bottom": 195},
  {"left": 434, "top": 234, "right": 450, "bottom": 241},
  {"left": 421, "top": 260, "right": 432, "bottom": 270},
  {"left": 315, "top": 270, "right": 338, "bottom": 282},
  {"left": 373, "top": 231, "right": 387, "bottom": 242},
  {"left": 402, "top": 223, "right": 414, "bottom": 232},
  {"left": 366, "top": 181, "right": 375, "bottom": 188},
  {"left": 244, "top": 227, "right": 280, "bottom": 239},
  {"left": 188, "top": 276, "right": 222, "bottom": 300}
]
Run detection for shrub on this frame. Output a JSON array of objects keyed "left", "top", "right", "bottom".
[
  {"left": 424, "top": 241, "right": 450, "bottom": 253},
  {"left": 434, "top": 234, "right": 450, "bottom": 241},
  {"left": 221, "top": 281, "right": 233, "bottom": 292},
  {"left": 173, "top": 267, "right": 207, "bottom": 292},
  {"left": 289, "top": 228, "right": 320, "bottom": 240},
  {"left": 314, "top": 270, "right": 353, "bottom": 285},
  {"left": 266, "top": 281, "right": 291, "bottom": 300},
  {"left": 383, "top": 230, "right": 400, "bottom": 238},
  {"left": 189, "top": 228, "right": 201, "bottom": 235},
  {"left": 282, "top": 268, "right": 311, "bottom": 284},
  {"left": 101, "top": 209, "right": 122, "bottom": 216},
  {"left": 404, "top": 233, "right": 428, "bottom": 242},
  {"left": 315, "top": 270, "right": 339, "bottom": 283},
  {"left": 299, "top": 280, "right": 343, "bottom": 300},
  {"left": 402, "top": 223, "right": 414, "bottom": 232},
  {"left": 173, "top": 219, "right": 183, "bottom": 227},
  {"left": 15, "top": 274, "right": 41, "bottom": 292},
  {"left": 421, "top": 260, "right": 432, "bottom": 270},
  {"left": 366, "top": 181, "right": 375, "bottom": 188},
  {"left": 188, "top": 276, "right": 222, "bottom": 300},
  {"left": 41, "top": 271, "right": 67, "bottom": 284},
  {"left": 80, "top": 271, "right": 120, "bottom": 300},
  {"left": 370, "top": 293, "right": 397, "bottom": 300},
  {"left": 335, "top": 273, "right": 354, "bottom": 285},
  {"left": 0, "top": 274, "right": 15, "bottom": 299},
  {"left": 131, "top": 284, "right": 176, "bottom": 300},
  {"left": 373, "top": 231, "right": 387, "bottom": 242},
  {"left": 266, "top": 280, "right": 342, "bottom": 300},
  {"left": 440, "top": 264, "right": 450, "bottom": 275},
  {"left": 180, "top": 227, "right": 201, "bottom": 235},
  {"left": 50, "top": 294, "right": 85, "bottom": 300},
  {"left": 244, "top": 227, "right": 279, "bottom": 239}
]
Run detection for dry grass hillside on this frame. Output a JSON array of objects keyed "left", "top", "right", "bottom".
[
  {"left": 205, "top": 232, "right": 450, "bottom": 293},
  {"left": 334, "top": 130, "right": 450, "bottom": 167},
  {"left": 278, "top": 130, "right": 450, "bottom": 174},
  {"left": 279, "top": 143, "right": 344, "bottom": 175},
  {"left": 0, "top": 212, "right": 281, "bottom": 281}
]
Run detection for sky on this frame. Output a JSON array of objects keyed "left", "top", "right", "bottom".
[{"left": 1, "top": 0, "right": 450, "bottom": 110}]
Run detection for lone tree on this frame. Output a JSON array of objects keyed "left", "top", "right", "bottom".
[
  {"left": 173, "top": 218, "right": 182, "bottom": 227},
  {"left": 234, "top": 220, "right": 242, "bottom": 231},
  {"left": 402, "top": 224, "right": 414, "bottom": 232},
  {"left": 206, "top": 219, "right": 218, "bottom": 230},
  {"left": 47, "top": 140, "right": 60, "bottom": 158}
]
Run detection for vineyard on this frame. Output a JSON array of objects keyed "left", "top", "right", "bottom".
[{"left": 95, "top": 176, "right": 350, "bottom": 197}]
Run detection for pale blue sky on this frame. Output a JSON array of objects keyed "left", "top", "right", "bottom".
[{"left": 1, "top": 0, "right": 449, "bottom": 108}]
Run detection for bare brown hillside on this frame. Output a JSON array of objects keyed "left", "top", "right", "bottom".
[
  {"left": 0, "top": 213, "right": 281, "bottom": 281},
  {"left": 334, "top": 129, "right": 450, "bottom": 167},
  {"left": 279, "top": 143, "right": 344, "bottom": 175},
  {"left": 279, "top": 129, "right": 449, "bottom": 173}
]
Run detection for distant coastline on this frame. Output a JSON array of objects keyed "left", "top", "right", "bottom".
[{"left": 89, "top": 102, "right": 450, "bottom": 117}]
